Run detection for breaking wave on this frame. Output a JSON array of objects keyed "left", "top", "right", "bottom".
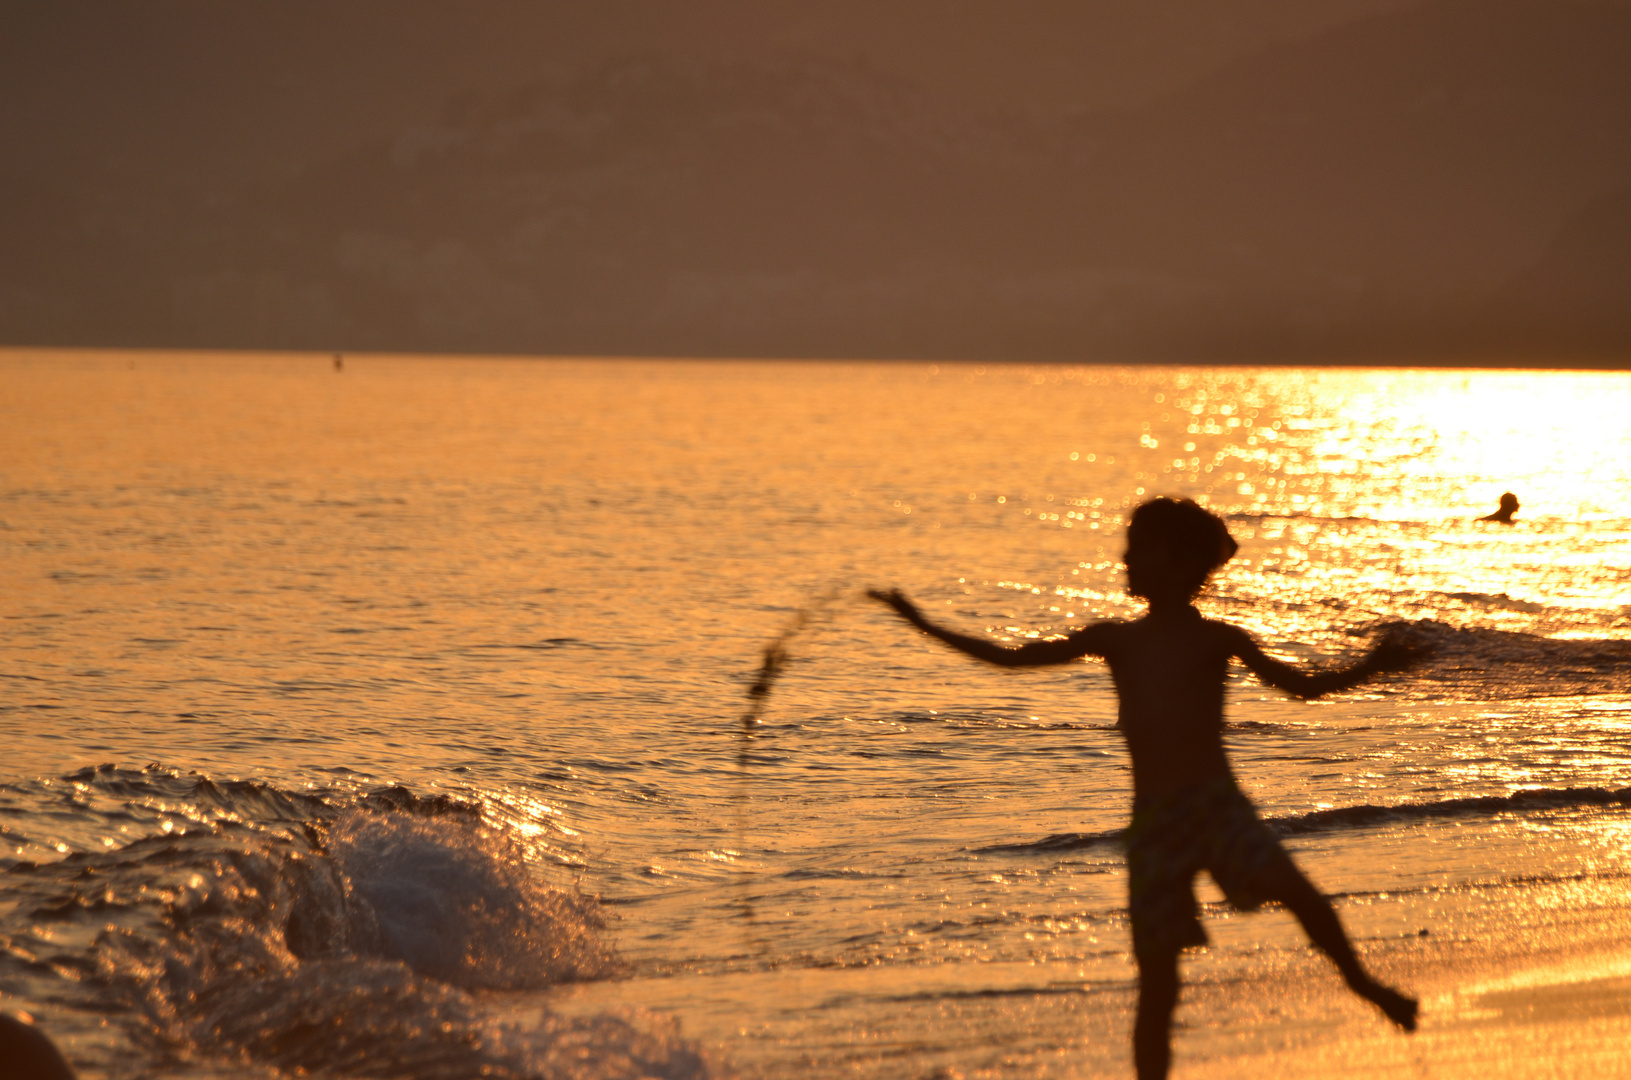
[
  {"left": 1375, "top": 619, "right": 1631, "bottom": 698},
  {"left": 0, "top": 765, "right": 714, "bottom": 1079}
]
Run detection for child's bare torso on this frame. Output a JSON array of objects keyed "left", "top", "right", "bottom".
[{"left": 1093, "top": 609, "right": 1240, "bottom": 808}]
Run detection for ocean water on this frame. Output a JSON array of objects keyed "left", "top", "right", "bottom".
[{"left": 3, "top": 351, "right": 1631, "bottom": 1079}]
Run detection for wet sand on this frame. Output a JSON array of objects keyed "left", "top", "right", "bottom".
[
  {"left": 1181, "top": 904, "right": 1631, "bottom": 1079},
  {"left": 541, "top": 874, "right": 1631, "bottom": 1078},
  {"left": 1193, "top": 969, "right": 1631, "bottom": 1079}
]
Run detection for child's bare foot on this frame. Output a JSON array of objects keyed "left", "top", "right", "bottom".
[{"left": 1355, "top": 978, "right": 1418, "bottom": 1031}]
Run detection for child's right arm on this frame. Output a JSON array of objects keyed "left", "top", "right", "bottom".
[{"left": 869, "top": 589, "right": 1113, "bottom": 667}]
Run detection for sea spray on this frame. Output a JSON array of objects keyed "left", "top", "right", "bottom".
[{"left": 326, "top": 811, "right": 615, "bottom": 988}]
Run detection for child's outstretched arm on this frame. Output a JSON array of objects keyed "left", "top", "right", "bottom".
[
  {"left": 1226, "top": 625, "right": 1422, "bottom": 699},
  {"left": 869, "top": 588, "right": 1111, "bottom": 667}
]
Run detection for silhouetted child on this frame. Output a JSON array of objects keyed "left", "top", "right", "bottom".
[
  {"left": 1477, "top": 492, "right": 1519, "bottom": 523},
  {"left": 870, "top": 496, "right": 1418, "bottom": 1079}
]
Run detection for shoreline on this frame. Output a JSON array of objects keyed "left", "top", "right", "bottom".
[{"left": 1181, "top": 929, "right": 1631, "bottom": 1078}]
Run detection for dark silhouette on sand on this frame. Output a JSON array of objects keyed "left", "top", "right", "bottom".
[
  {"left": 871, "top": 497, "right": 1421, "bottom": 1079},
  {"left": 0, "top": 1013, "right": 78, "bottom": 1080},
  {"left": 1478, "top": 492, "right": 1520, "bottom": 523}
]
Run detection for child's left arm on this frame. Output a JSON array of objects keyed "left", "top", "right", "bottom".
[{"left": 1225, "top": 625, "right": 1420, "bottom": 699}]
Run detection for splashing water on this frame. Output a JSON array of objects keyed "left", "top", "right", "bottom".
[
  {"left": 741, "top": 588, "right": 855, "bottom": 730},
  {"left": 1, "top": 766, "right": 711, "bottom": 1080},
  {"left": 327, "top": 811, "right": 614, "bottom": 989}
]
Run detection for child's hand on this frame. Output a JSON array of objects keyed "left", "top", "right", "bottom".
[{"left": 867, "top": 588, "right": 924, "bottom": 625}]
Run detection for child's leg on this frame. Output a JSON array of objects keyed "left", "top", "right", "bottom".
[
  {"left": 1259, "top": 858, "right": 1418, "bottom": 1030},
  {"left": 1133, "top": 946, "right": 1181, "bottom": 1080}
]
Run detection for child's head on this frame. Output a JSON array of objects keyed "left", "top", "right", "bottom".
[{"left": 1124, "top": 497, "right": 1237, "bottom": 601}]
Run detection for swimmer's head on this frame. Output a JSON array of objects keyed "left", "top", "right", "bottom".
[
  {"left": 1124, "top": 497, "right": 1237, "bottom": 601},
  {"left": 1498, "top": 492, "right": 1519, "bottom": 513}
]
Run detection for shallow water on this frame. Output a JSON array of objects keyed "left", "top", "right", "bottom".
[{"left": 3, "top": 352, "right": 1630, "bottom": 1077}]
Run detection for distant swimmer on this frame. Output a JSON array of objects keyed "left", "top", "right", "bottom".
[
  {"left": 0, "top": 1012, "right": 78, "bottom": 1080},
  {"left": 1477, "top": 492, "right": 1519, "bottom": 523},
  {"left": 333, "top": 353, "right": 345, "bottom": 372}
]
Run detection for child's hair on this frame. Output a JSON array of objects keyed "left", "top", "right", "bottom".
[{"left": 1127, "top": 497, "right": 1238, "bottom": 593}]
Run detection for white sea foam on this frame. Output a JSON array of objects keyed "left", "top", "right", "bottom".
[{"left": 327, "top": 810, "right": 614, "bottom": 988}]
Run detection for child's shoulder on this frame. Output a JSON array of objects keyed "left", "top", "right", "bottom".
[
  {"left": 1060, "top": 617, "right": 1131, "bottom": 655},
  {"left": 1199, "top": 616, "right": 1257, "bottom": 652}
]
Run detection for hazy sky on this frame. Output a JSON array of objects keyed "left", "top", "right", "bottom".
[
  {"left": 1, "top": 1, "right": 1419, "bottom": 179},
  {"left": 1, "top": 1, "right": 1626, "bottom": 362}
]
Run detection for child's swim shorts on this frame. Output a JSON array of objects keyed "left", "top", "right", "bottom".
[{"left": 1124, "top": 777, "right": 1297, "bottom": 955}]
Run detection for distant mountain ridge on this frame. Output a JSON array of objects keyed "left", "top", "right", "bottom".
[{"left": 2, "top": 0, "right": 1628, "bottom": 362}]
